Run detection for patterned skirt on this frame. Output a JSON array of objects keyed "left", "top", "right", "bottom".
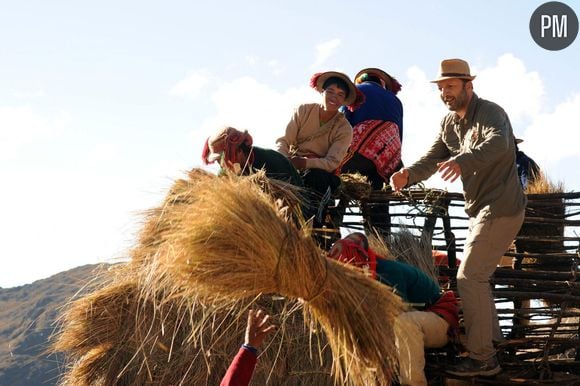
[{"left": 338, "top": 119, "right": 402, "bottom": 181}]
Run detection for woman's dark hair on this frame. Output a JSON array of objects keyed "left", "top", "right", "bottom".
[{"left": 322, "top": 76, "right": 350, "bottom": 98}]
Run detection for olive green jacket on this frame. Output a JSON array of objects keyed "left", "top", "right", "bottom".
[{"left": 407, "top": 94, "right": 526, "bottom": 218}]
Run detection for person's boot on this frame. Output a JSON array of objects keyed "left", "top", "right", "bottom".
[{"left": 446, "top": 355, "right": 501, "bottom": 377}]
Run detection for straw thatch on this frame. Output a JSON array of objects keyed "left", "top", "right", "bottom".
[
  {"left": 524, "top": 171, "right": 565, "bottom": 195},
  {"left": 54, "top": 267, "right": 333, "bottom": 385},
  {"left": 339, "top": 172, "right": 373, "bottom": 199},
  {"left": 366, "top": 231, "right": 395, "bottom": 260},
  {"left": 386, "top": 227, "right": 438, "bottom": 283},
  {"left": 54, "top": 169, "right": 405, "bottom": 386},
  {"left": 517, "top": 171, "right": 566, "bottom": 255}
]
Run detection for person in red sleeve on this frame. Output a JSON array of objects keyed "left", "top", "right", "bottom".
[{"left": 220, "top": 309, "right": 277, "bottom": 386}]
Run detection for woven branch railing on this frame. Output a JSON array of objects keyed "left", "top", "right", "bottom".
[{"left": 328, "top": 186, "right": 580, "bottom": 382}]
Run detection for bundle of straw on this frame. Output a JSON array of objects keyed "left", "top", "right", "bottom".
[
  {"left": 386, "top": 227, "right": 438, "bottom": 283},
  {"left": 153, "top": 172, "right": 404, "bottom": 384},
  {"left": 54, "top": 169, "right": 404, "bottom": 385},
  {"left": 339, "top": 172, "right": 373, "bottom": 199},
  {"left": 54, "top": 268, "right": 334, "bottom": 385},
  {"left": 517, "top": 171, "right": 566, "bottom": 255}
]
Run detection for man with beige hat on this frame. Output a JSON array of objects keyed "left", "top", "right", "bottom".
[{"left": 390, "top": 58, "right": 526, "bottom": 378}]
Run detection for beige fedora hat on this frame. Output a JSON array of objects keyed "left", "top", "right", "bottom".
[{"left": 431, "top": 58, "right": 476, "bottom": 83}]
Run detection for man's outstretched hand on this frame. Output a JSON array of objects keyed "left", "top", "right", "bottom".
[
  {"left": 390, "top": 168, "right": 409, "bottom": 192},
  {"left": 437, "top": 158, "right": 462, "bottom": 183}
]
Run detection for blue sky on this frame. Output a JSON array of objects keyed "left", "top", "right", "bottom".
[{"left": 1, "top": 0, "right": 579, "bottom": 287}]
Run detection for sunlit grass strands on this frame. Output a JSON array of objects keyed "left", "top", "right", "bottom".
[
  {"left": 517, "top": 171, "right": 566, "bottom": 255},
  {"left": 53, "top": 169, "right": 405, "bottom": 385},
  {"left": 159, "top": 173, "right": 405, "bottom": 384},
  {"left": 387, "top": 226, "right": 438, "bottom": 283}
]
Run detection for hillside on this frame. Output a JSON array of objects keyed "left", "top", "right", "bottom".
[{"left": 0, "top": 264, "right": 109, "bottom": 386}]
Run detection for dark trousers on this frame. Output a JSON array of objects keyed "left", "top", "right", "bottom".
[{"left": 300, "top": 168, "right": 341, "bottom": 224}]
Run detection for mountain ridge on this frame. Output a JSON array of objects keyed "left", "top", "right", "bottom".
[{"left": 0, "top": 263, "right": 110, "bottom": 386}]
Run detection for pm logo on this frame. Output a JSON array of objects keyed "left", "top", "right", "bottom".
[{"left": 530, "top": 1, "right": 578, "bottom": 50}]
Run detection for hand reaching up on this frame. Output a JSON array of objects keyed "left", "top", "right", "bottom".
[{"left": 244, "top": 309, "right": 277, "bottom": 349}]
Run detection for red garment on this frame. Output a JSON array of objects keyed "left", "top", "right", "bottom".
[
  {"left": 338, "top": 119, "right": 401, "bottom": 181},
  {"left": 328, "top": 238, "right": 377, "bottom": 279},
  {"left": 432, "top": 250, "right": 462, "bottom": 285},
  {"left": 426, "top": 290, "right": 460, "bottom": 334},
  {"left": 220, "top": 347, "right": 258, "bottom": 386},
  {"left": 432, "top": 250, "right": 461, "bottom": 268},
  {"left": 201, "top": 127, "right": 255, "bottom": 168}
]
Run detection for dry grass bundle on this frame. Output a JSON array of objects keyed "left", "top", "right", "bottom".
[
  {"left": 367, "top": 230, "right": 395, "bottom": 260},
  {"left": 246, "top": 171, "right": 308, "bottom": 225},
  {"left": 517, "top": 171, "right": 566, "bottom": 255},
  {"left": 152, "top": 172, "right": 404, "bottom": 384},
  {"left": 386, "top": 227, "right": 438, "bottom": 283},
  {"left": 54, "top": 265, "right": 334, "bottom": 385},
  {"left": 525, "top": 171, "right": 564, "bottom": 195},
  {"left": 339, "top": 172, "right": 373, "bottom": 198},
  {"left": 54, "top": 169, "right": 405, "bottom": 386}
]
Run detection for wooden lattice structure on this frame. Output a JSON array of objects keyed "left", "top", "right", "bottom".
[{"left": 323, "top": 188, "right": 580, "bottom": 385}]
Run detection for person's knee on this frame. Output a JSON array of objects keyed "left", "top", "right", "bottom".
[{"left": 457, "top": 269, "right": 491, "bottom": 285}]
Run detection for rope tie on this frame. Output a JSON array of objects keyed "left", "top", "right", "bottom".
[
  {"left": 274, "top": 227, "right": 329, "bottom": 302},
  {"left": 302, "top": 255, "right": 329, "bottom": 303}
]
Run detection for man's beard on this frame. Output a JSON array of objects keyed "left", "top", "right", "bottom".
[{"left": 442, "top": 87, "right": 468, "bottom": 111}]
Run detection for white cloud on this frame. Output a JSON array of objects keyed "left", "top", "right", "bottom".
[
  {"left": 0, "top": 106, "right": 68, "bottom": 159},
  {"left": 475, "top": 53, "right": 544, "bottom": 125},
  {"left": 398, "top": 66, "right": 464, "bottom": 192},
  {"left": 399, "top": 66, "right": 446, "bottom": 164},
  {"left": 311, "top": 38, "right": 341, "bottom": 70},
  {"left": 147, "top": 158, "right": 194, "bottom": 192},
  {"left": 268, "top": 59, "right": 285, "bottom": 76},
  {"left": 522, "top": 93, "right": 580, "bottom": 166},
  {"left": 190, "top": 75, "right": 318, "bottom": 163},
  {"left": 245, "top": 55, "right": 258, "bottom": 66},
  {"left": 0, "top": 166, "right": 152, "bottom": 287},
  {"left": 169, "top": 69, "right": 211, "bottom": 97},
  {"left": 13, "top": 89, "right": 46, "bottom": 100},
  {"left": 86, "top": 143, "right": 120, "bottom": 165}
]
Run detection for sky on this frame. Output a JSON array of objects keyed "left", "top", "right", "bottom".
[{"left": 1, "top": 1, "right": 579, "bottom": 288}]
